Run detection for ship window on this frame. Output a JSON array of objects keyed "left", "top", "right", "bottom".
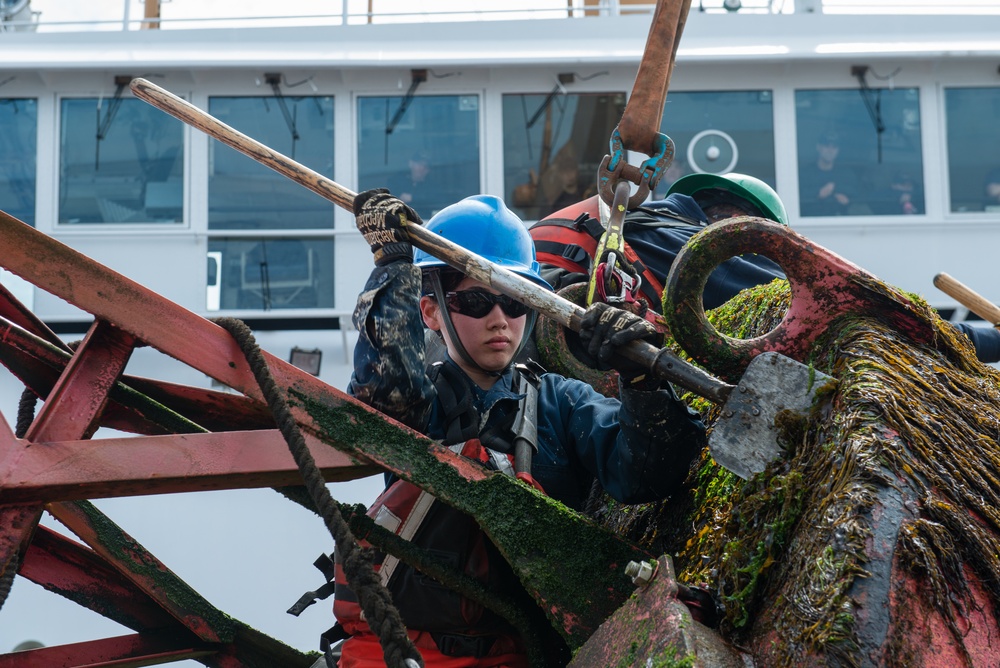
[
  {"left": 208, "top": 95, "right": 335, "bottom": 230},
  {"left": 653, "top": 90, "right": 777, "bottom": 200},
  {"left": 795, "top": 88, "right": 924, "bottom": 218},
  {"left": 502, "top": 91, "right": 626, "bottom": 222},
  {"left": 59, "top": 97, "right": 184, "bottom": 225},
  {"left": 945, "top": 87, "right": 1000, "bottom": 213},
  {"left": 357, "top": 94, "right": 481, "bottom": 220},
  {"left": 0, "top": 98, "right": 36, "bottom": 228},
  {"left": 205, "top": 237, "right": 334, "bottom": 311}
]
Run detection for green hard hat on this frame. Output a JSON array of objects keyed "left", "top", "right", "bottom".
[{"left": 667, "top": 172, "right": 789, "bottom": 226}]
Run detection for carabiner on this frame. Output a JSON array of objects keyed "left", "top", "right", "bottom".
[
  {"left": 598, "top": 127, "right": 675, "bottom": 210},
  {"left": 587, "top": 180, "right": 642, "bottom": 307}
]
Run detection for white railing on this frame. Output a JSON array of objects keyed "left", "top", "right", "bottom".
[{"left": 0, "top": 0, "right": 993, "bottom": 33}]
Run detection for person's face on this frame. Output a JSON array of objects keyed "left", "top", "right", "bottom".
[
  {"left": 420, "top": 276, "right": 526, "bottom": 384},
  {"left": 409, "top": 159, "right": 430, "bottom": 182},
  {"left": 817, "top": 142, "right": 840, "bottom": 162},
  {"left": 703, "top": 202, "right": 752, "bottom": 224}
]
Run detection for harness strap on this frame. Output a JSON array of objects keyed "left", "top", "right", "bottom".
[
  {"left": 286, "top": 553, "right": 338, "bottom": 616},
  {"left": 429, "top": 361, "right": 480, "bottom": 444},
  {"left": 531, "top": 214, "right": 665, "bottom": 307},
  {"left": 511, "top": 362, "right": 542, "bottom": 475},
  {"left": 377, "top": 489, "right": 437, "bottom": 588}
]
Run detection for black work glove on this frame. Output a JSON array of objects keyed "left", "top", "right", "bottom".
[
  {"left": 354, "top": 188, "right": 420, "bottom": 266},
  {"left": 578, "top": 302, "right": 659, "bottom": 381}
]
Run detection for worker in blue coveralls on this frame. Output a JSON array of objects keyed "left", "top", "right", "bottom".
[{"left": 332, "top": 189, "right": 707, "bottom": 668}]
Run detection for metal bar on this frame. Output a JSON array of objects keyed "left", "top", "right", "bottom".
[
  {"left": 0, "top": 282, "right": 66, "bottom": 349},
  {"left": 3, "top": 429, "right": 373, "bottom": 503},
  {"left": 0, "top": 318, "right": 275, "bottom": 435},
  {"left": 20, "top": 525, "right": 181, "bottom": 631},
  {"left": 0, "top": 503, "right": 41, "bottom": 583},
  {"left": 46, "top": 501, "right": 233, "bottom": 644},
  {"left": 0, "top": 631, "right": 215, "bottom": 667},
  {"left": 24, "top": 319, "right": 136, "bottom": 443},
  {"left": 15, "top": 526, "right": 317, "bottom": 668}
]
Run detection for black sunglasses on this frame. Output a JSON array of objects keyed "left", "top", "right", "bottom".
[{"left": 445, "top": 290, "right": 529, "bottom": 319}]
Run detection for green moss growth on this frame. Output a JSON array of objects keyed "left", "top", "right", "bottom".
[
  {"left": 585, "top": 276, "right": 1000, "bottom": 665},
  {"left": 295, "top": 391, "right": 650, "bottom": 651}
]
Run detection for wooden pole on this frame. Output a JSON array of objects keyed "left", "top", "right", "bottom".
[
  {"left": 142, "top": 0, "right": 160, "bottom": 30},
  {"left": 933, "top": 273, "right": 1000, "bottom": 326}
]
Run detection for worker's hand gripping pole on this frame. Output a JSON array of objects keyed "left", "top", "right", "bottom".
[{"left": 130, "top": 77, "right": 734, "bottom": 405}]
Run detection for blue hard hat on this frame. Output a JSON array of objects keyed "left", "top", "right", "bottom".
[{"left": 414, "top": 195, "right": 551, "bottom": 289}]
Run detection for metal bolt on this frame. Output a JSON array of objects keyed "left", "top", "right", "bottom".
[
  {"left": 625, "top": 560, "right": 656, "bottom": 586},
  {"left": 738, "top": 384, "right": 747, "bottom": 393},
  {"left": 752, "top": 407, "right": 760, "bottom": 416}
]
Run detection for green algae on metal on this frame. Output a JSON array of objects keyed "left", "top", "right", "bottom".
[
  {"left": 294, "top": 389, "right": 651, "bottom": 650},
  {"left": 70, "top": 499, "right": 238, "bottom": 640},
  {"left": 590, "top": 274, "right": 1000, "bottom": 665}
]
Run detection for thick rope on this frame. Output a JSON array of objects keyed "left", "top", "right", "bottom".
[
  {"left": 0, "top": 553, "right": 17, "bottom": 613},
  {"left": 0, "top": 389, "right": 40, "bottom": 612},
  {"left": 214, "top": 317, "right": 421, "bottom": 668},
  {"left": 15, "top": 388, "right": 38, "bottom": 439}
]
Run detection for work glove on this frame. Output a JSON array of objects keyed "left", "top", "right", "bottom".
[
  {"left": 354, "top": 188, "right": 420, "bottom": 266},
  {"left": 578, "top": 302, "right": 659, "bottom": 382}
]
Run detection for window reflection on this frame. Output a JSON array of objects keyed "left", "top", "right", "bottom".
[
  {"left": 503, "top": 92, "right": 625, "bottom": 221},
  {"left": 945, "top": 87, "right": 1000, "bottom": 213},
  {"left": 796, "top": 88, "right": 923, "bottom": 217},
  {"left": 208, "top": 96, "right": 335, "bottom": 230},
  {"left": 60, "top": 98, "right": 184, "bottom": 224},
  {"left": 358, "top": 95, "right": 480, "bottom": 220},
  {"left": 654, "top": 90, "right": 776, "bottom": 199},
  {"left": 206, "top": 238, "right": 334, "bottom": 311},
  {"left": 0, "top": 98, "right": 36, "bottom": 227}
]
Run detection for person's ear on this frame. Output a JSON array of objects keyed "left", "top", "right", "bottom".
[{"left": 420, "top": 295, "right": 442, "bottom": 332}]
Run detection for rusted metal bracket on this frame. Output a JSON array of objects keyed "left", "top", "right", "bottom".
[{"left": 664, "top": 216, "right": 936, "bottom": 381}]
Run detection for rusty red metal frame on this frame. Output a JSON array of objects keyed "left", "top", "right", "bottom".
[
  {"left": 0, "top": 208, "right": 654, "bottom": 662},
  {"left": 0, "top": 210, "right": 380, "bottom": 666}
]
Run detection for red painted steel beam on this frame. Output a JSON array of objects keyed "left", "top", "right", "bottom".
[
  {"left": 1, "top": 309, "right": 239, "bottom": 646},
  {"left": 0, "top": 631, "right": 216, "bottom": 668},
  {"left": 2, "top": 429, "right": 374, "bottom": 503},
  {"left": 20, "top": 525, "right": 180, "bottom": 631},
  {"left": 0, "top": 396, "right": 43, "bottom": 597},
  {"left": 0, "top": 504, "right": 42, "bottom": 581},
  {"left": 47, "top": 500, "right": 231, "bottom": 644},
  {"left": 16, "top": 527, "right": 317, "bottom": 668},
  {"left": 25, "top": 319, "right": 136, "bottom": 443},
  {"left": 0, "top": 280, "right": 64, "bottom": 349},
  {"left": 0, "top": 318, "right": 276, "bottom": 435}
]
